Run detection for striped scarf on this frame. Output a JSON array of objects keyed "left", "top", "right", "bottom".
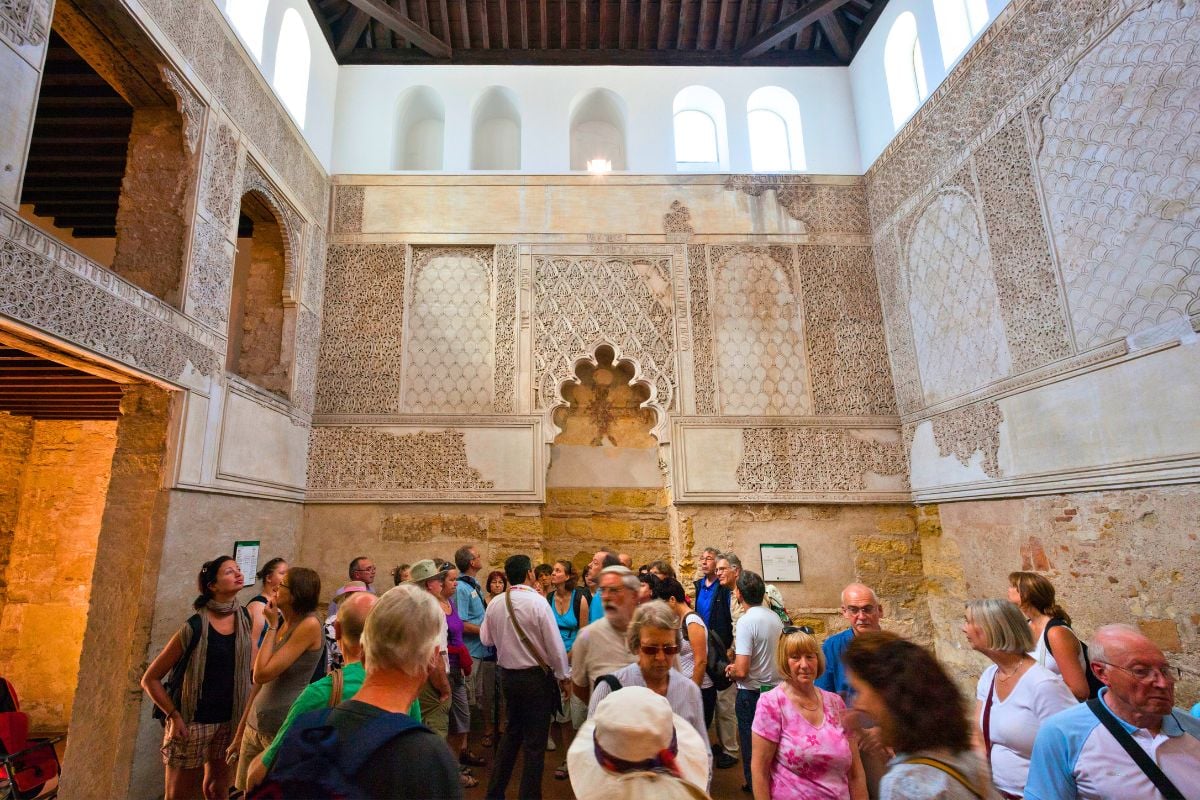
[{"left": 179, "top": 599, "right": 252, "bottom": 725}]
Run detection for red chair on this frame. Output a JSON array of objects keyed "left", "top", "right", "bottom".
[{"left": 0, "top": 678, "right": 61, "bottom": 800}]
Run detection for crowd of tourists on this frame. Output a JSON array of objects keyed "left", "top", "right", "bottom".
[{"left": 142, "top": 545, "right": 1200, "bottom": 800}]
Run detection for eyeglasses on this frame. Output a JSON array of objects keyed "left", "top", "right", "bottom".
[
  {"left": 599, "top": 586, "right": 632, "bottom": 595},
  {"left": 1094, "top": 661, "right": 1180, "bottom": 683},
  {"left": 844, "top": 605, "right": 878, "bottom": 616},
  {"left": 640, "top": 644, "right": 680, "bottom": 657},
  {"left": 783, "top": 625, "right": 815, "bottom": 635}
]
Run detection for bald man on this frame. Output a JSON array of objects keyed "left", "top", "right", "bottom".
[
  {"left": 245, "top": 591, "right": 422, "bottom": 790},
  {"left": 1026, "top": 624, "right": 1200, "bottom": 800}
]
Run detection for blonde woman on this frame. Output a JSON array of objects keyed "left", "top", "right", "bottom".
[
  {"left": 964, "top": 599, "right": 1075, "bottom": 799},
  {"left": 1007, "top": 572, "right": 1090, "bottom": 701},
  {"left": 751, "top": 628, "right": 867, "bottom": 800}
]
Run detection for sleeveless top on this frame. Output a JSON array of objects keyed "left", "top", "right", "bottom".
[
  {"left": 551, "top": 590, "right": 582, "bottom": 652},
  {"left": 249, "top": 594, "right": 269, "bottom": 647},
  {"left": 679, "top": 612, "right": 713, "bottom": 690},
  {"left": 248, "top": 616, "right": 324, "bottom": 735},
  {"left": 194, "top": 626, "right": 236, "bottom": 724},
  {"left": 1031, "top": 620, "right": 1086, "bottom": 678}
]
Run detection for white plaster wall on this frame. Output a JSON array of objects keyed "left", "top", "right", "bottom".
[
  {"left": 212, "top": 0, "right": 338, "bottom": 167},
  {"left": 332, "top": 65, "right": 862, "bottom": 174},
  {"left": 850, "top": 0, "right": 1010, "bottom": 169}
]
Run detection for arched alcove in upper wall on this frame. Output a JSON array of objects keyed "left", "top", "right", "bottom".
[
  {"left": 569, "top": 89, "right": 628, "bottom": 171},
  {"left": 471, "top": 86, "right": 521, "bottom": 170},
  {"left": 394, "top": 86, "right": 445, "bottom": 170},
  {"left": 672, "top": 85, "right": 728, "bottom": 172}
]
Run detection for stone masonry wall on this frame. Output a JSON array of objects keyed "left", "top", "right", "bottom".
[
  {"left": 0, "top": 418, "right": 117, "bottom": 730},
  {"left": 0, "top": 412, "right": 33, "bottom": 611}
]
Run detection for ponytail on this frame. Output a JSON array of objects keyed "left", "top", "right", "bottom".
[
  {"left": 1047, "top": 603, "right": 1072, "bottom": 627},
  {"left": 1009, "top": 571, "right": 1070, "bottom": 625}
]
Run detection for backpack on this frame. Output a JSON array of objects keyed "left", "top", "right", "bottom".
[
  {"left": 1044, "top": 618, "right": 1104, "bottom": 699},
  {"left": 705, "top": 627, "right": 732, "bottom": 691},
  {"left": 594, "top": 674, "right": 623, "bottom": 693},
  {"left": 248, "top": 706, "right": 428, "bottom": 800},
  {"left": 154, "top": 614, "right": 201, "bottom": 725}
]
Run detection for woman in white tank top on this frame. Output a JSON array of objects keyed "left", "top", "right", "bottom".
[{"left": 1007, "top": 572, "right": 1089, "bottom": 701}]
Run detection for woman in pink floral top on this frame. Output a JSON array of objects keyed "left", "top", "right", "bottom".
[{"left": 751, "top": 628, "right": 868, "bottom": 800}]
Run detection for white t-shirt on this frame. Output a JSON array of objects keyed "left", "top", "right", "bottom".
[
  {"left": 571, "top": 617, "right": 636, "bottom": 689},
  {"left": 680, "top": 612, "right": 713, "bottom": 690},
  {"left": 975, "top": 663, "right": 1077, "bottom": 795},
  {"left": 733, "top": 606, "right": 783, "bottom": 691}
]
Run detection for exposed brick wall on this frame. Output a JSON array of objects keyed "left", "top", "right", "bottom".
[
  {"left": 228, "top": 193, "right": 289, "bottom": 396},
  {"left": 0, "top": 413, "right": 34, "bottom": 613}
]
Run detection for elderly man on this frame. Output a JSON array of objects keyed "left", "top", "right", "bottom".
[
  {"left": 712, "top": 553, "right": 743, "bottom": 764},
  {"left": 261, "top": 585, "right": 461, "bottom": 797},
  {"left": 585, "top": 549, "right": 623, "bottom": 624},
  {"left": 1026, "top": 624, "right": 1200, "bottom": 800},
  {"left": 571, "top": 566, "right": 640, "bottom": 706},
  {"left": 694, "top": 547, "right": 736, "bottom": 769}
]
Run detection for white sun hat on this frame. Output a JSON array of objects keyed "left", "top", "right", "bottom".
[{"left": 567, "top": 685, "right": 711, "bottom": 800}]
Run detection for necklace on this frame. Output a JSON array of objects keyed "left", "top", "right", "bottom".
[
  {"left": 789, "top": 685, "right": 821, "bottom": 712},
  {"left": 996, "top": 657, "right": 1029, "bottom": 680}
]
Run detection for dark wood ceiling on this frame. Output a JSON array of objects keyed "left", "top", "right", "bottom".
[
  {"left": 21, "top": 31, "right": 132, "bottom": 239},
  {"left": 309, "top": 0, "right": 889, "bottom": 66},
  {"left": 0, "top": 348, "right": 124, "bottom": 420}
]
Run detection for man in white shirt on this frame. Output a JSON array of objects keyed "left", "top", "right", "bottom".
[
  {"left": 1026, "top": 624, "right": 1200, "bottom": 800},
  {"left": 480, "top": 554, "right": 571, "bottom": 800},
  {"left": 724, "top": 570, "right": 783, "bottom": 792}
]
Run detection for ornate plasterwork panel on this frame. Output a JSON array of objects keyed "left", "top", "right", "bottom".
[
  {"left": 186, "top": 216, "right": 234, "bottom": 331},
  {"left": 1036, "top": 0, "right": 1200, "bottom": 349},
  {"left": 794, "top": 245, "right": 897, "bottom": 416},
  {"left": 291, "top": 307, "right": 320, "bottom": 414},
  {"left": 687, "top": 245, "right": 717, "bottom": 415},
  {"left": 710, "top": 246, "right": 811, "bottom": 416},
  {"left": 663, "top": 201, "right": 694, "bottom": 238},
  {"left": 975, "top": 119, "right": 1073, "bottom": 369},
  {"left": 724, "top": 176, "right": 870, "bottom": 235},
  {"left": 0, "top": 212, "right": 220, "bottom": 381},
  {"left": 159, "top": 67, "right": 205, "bottom": 154},
  {"left": 906, "top": 189, "right": 1011, "bottom": 404},
  {"left": 302, "top": 225, "right": 327, "bottom": 314},
  {"left": 736, "top": 427, "right": 907, "bottom": 493},
  {"left": 403, "top": 247, "right": 495, "bottom": 414},
  {"left": 493, "top": 245, "right": 518, "bottom": 413},
  {"left": 314, "top": 245, "right": 407, "bottom": 414},
  {"left": 533, "top": 254, "right": 677, "bottom": 412},
  {"left": 927, "top": 400, "right": 1004, "bottom": 479},
  {"left": 242, "top": 160, "right": 304, "bottom": 298},
  {"left": 333, "top": 186, "right": 364, "bottom": 235},
  {"left": 308, "top": 428, "right": 493, "bottom": 491},
  {"left": 199, "top": 118, "right": 241, "bottom": 230},
  {"left": 0, "top": 0, "right": 49, "bottom": 47},
  {"left": 873, "top": 232, "right": 925, "bottom": 416}
]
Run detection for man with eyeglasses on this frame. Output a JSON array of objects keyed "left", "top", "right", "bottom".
[
  {"left": 1026, "top": 623, "right": 1200, "bottom": 800},
  {"left": 570, "top": 566, "right": 640, "bottom": 707},
  {"left": 817, "top": 583, "right": 888, "bottom": 797},
  {"left": 327, "top": 556, "right": 377, "bottom": 617}
]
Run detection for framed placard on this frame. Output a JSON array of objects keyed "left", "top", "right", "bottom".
[
  {"left": 760, "top": 543, "right": 801, "bottom": 582},
  {"left": 234, "top": 540, "right": 260, "bottom": 581}
]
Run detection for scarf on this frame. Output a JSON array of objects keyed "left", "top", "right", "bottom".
[{"left": 179, "top": 599, "right": 252, "bottom": 725}]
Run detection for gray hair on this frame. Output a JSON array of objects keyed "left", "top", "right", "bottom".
[
  {"left": 718, "top": 552, "right": 742, "bottom": 571},
  {"left": 966, "top": 599, "right": 1034, "bottom": 654},
  {"left": 627, "top": 600, "right": 681, "bottom": 654},
  {"left": 362, "top": 584, "right": 445, "bottom": 677},
  {"left": 702, "top": 547, "right": 722, "bottom": 557},
  {"left": 600, "top": 564, "right": 641, "bottom": 593},
  {"left": 1090, "top": 623, "right": 1143, "bottom": 664}
]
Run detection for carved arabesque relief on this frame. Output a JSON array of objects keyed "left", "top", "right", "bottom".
[
  {"left": 905, "top": 187, "right": 1011, "bottom": 405},
  {"left": 307, "top": 428, "right": 494, "bottom": 491},
  {"left": 291, "top": 307, "right": 320, "bottom": 414},
  {"left": 159, "top": 66, "right": 205, "bottom": 155},
  {"left": 735, "top": 427, "right": 907, "bottom": 493},
  {"left": 534, "top": 254, "right": 677, "bottom": 413},
  {"left": 794, "top": 245, "right": 897, "bottom": 416},
  {"left": 687, "top": 245, "right": 717, "bottom": 415},
  {"left": 873, "top": 231, "right": 925, "bottom": 416},
  {"left": 314, "top": 244, "right": 407, "bottom": 414},
  {"left": 199, "top": 118, "right": 241, "bottom": 229},
  {"left": 493, "top": 245, "right": 518, "bottom": 413},
  {"left": 928, "top": 400, "right": 1004, "bottom": 478},
  {"left": 725, "top": 176, "right": 870, "bottom": 234},
  {"left": 1035, "top": 0, "right": 1200, "bottom": 349},
  {"left": 663, "top": 201, "right": 694, "bottom": 237},
  {"left": 0, "top": 0, "right": 49, "bottom": 47},
  {"left": 302, "top": 225, "right": 327, "bottom": 313},
  {"left": 186, "top": 216, "right": 234, "bottom": 330},
  {"left": 710, "top": 246, "right": 811, "bottom": 416},
  {"left": 404, "top": 247, "right": 495, "bottom": 414},
  {"left": 334, "top": 186, "right": 364, "bottom": 235}
]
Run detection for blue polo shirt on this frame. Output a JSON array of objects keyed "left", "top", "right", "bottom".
[
  {"left": 695, "top": 577, "right": 720, "bottom": 625},
  {"left": 814, "top": 627, "right": 855, "bottom": 700}
]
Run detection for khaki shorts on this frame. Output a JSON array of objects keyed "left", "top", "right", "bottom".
[
  {"left": 235, "top": 726, "right": 272, "bottom": 790},
  {"left": 160, "top": 721, "right": 232, "bottom": 770}
]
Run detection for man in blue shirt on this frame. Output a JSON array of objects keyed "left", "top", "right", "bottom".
[
  {"left": 586, "top": 549, "right": 621, "bottom": 624},
  {"left": 454, "top": 544, "right": 490, "bottom": 766},
  {"left": 817, "top": 583, "right": 888, "bottom": 798},
  {"left": 1026, "top": 624, "right": 1200, "bottom": 800},
  {"left": 692, "top": 546, "right": 736, "bottom": 769}
]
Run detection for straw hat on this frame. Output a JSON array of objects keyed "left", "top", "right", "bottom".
[
  {"left": 331, "top": 580, "right": 368, "bottom": 602},
  {"left": 568, "top": 686, "right": 711, "bottom": 800}
]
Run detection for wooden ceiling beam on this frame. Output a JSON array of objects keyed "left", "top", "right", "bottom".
[
  {"left": 459, "top": 0, "right": 471, "bottom": 46},
  {"left": 305, "top": 0, "right": 338, "bottom": 50},
  {"left": 658, "top": 0, "right": 672, "bottom": 49},
  {"left": 335, "top": 8, "right": 372, "bottom": 57},
  {"left": 500, "top": 0, "right": 509, "bottom": 47},
  {"left": 341, "top": 0, "right": 452, "bottom": 57},
  {"left": 539, "top": 0, "right": 549, "bottom": 48},
  {"left": 638, "top": 0, "right": 651, "bottom": 48},
  {"left": 519, "top": 0, "right": 529, "bottom": 48},
  {"left": 716, "top": 0, "right": 731, "bottom": 49},
  {"left": 697, "top": 0, "right": 715, "bottom": 49},
  {"left": 580, "top": 0, "right": 589, "bottom": 48},
  {"left": 618, "top": 0, "right": 628, "bottom": 49},
  {"left": 819, "top": 10, "right": 850, "bottom": 61},
  {"left": 342, "top": 44, "right": 841, "bottom": 64},
  {"left": 735, "top": 0, "right": 753, "bottom": 46},
  {"left": 480, "top": 0, "right": 490, "bottom": 48},
  {"left": 560, "top": 0, "right": 568, "bottom": 48},
  {"left": 852, "top": 0, "right": 887, "bottom": 52},
  {"left": 738, "top": 0, "right": 848, "bottom": 58}
]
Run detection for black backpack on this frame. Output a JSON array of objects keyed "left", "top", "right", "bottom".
[
  {"left": 1044, "top": 618, "right": 1103, "bottom": 699},
  {"left": 705, "top": 625, "right": 732, "bottom": 691}
]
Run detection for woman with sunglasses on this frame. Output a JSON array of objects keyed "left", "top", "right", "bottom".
[{"left": 586, "top": 601, "right": 709, "bottom": 754}]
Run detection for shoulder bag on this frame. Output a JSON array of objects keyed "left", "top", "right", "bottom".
[
  {"left": 505, "top": 588, "right": 552, "bottom": 677},
  {"left": 899, "top": 756, "right": 985, "bottom": 799}
]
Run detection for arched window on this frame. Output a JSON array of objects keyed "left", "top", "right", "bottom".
[
  {"left": 885, "top": 12, "right": 928, "bottom": 128},
  {"left": 569, "top": 89, "right": 627, "bottom": 171},
  {"left": 746, "top": 86, "right": 804, "bottom": 171},
  {"left": 933, "top": 0, "right": 989, "bottom": 67},
  {"left": 227, "top": 0, "right": 269, "bottom": 62},
  {"left": 672, "top": 86, "right": 727, "bottom": 171},
  {"left": 471, "top": 87, "right": 521, "bottom": 170},
  {"left": 229, "top": 191, "right": 291, "bottom": 398},
  {"left": 273, "top": 9, "right": 310, "bottom": 127},
  {"left": 395, "top": 86, "right": 445, "bottom": 170}
]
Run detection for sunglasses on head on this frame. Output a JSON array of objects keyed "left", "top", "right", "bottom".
[
  {"left": 783, "top": 625, "right": 815, "bottom": 635},
  {"left": 640, "top": 644, "right": 681, "bottom": 657}
]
